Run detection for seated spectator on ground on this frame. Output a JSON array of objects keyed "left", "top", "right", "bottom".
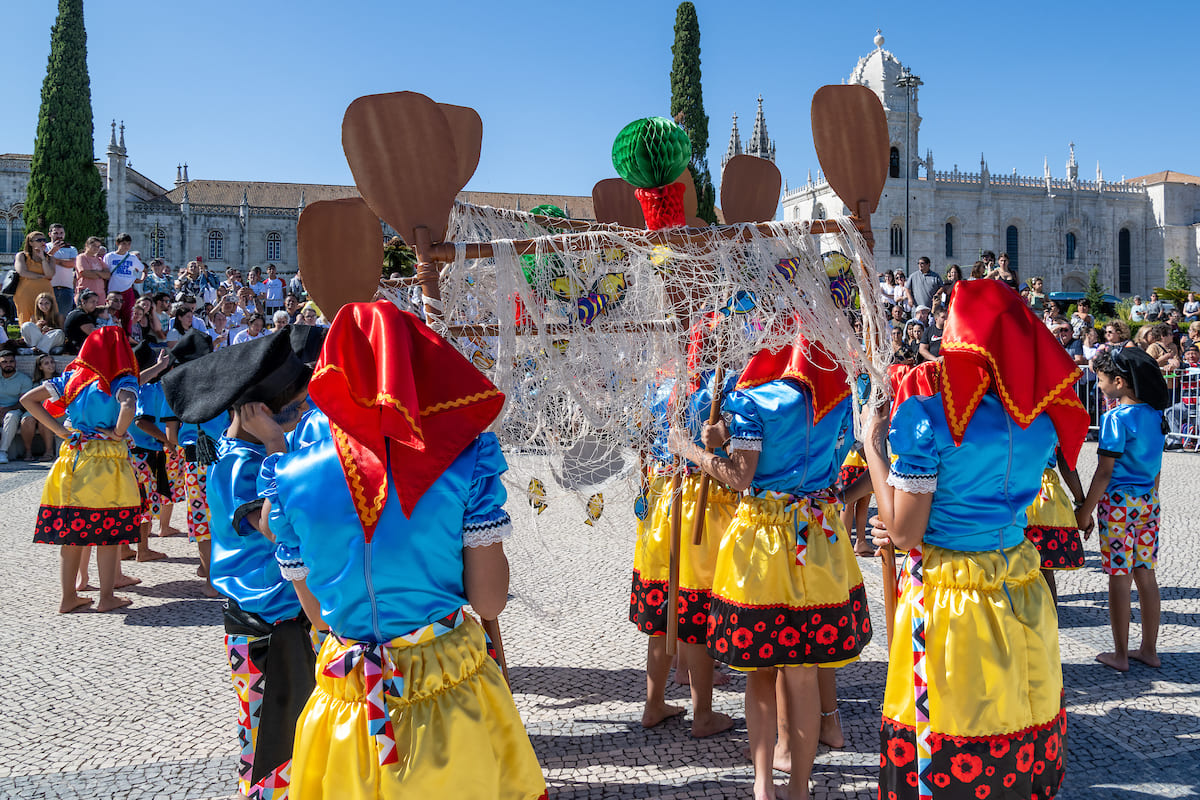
[
  {"left": 207, "top": 309, "right": 232, "bottom": 350},
  {"left": 63, "top": 290, "right": 100, "bottom": 354},
  {"left": 1183, "top": 321, "right": 1200, "bottom": 351},
  {"left": 1097, "top": 319, "right": 1131, "bottom": 357},
  {"left": 166, "top": 303, "right": 198, "bottom": 347},
  {"left": 1070, "top": 299, "right": 1094, "bottom": 338},
  {"left": 269, "top": 309, "right": 290, "bottom": 334},
  {"left": 918, "top": 306, "right": 947, "bottom": 363},
  {"left": 231, "top": 313, "right": 266, "bottom": 345},
  {"left": 1184, "top": 292, "right": 1200, "bottom": 323},
  {"left": 899, "top": 320, "right": 924, "bottom": 363},
  {"left": 886, "top": 303, "right": 907, "bottom": 335},
  {"left": 1144, "top": 323, "right": 1181, "bottom": 372},
  {"left": 175, "top": 295, "right": 209, "bottom": 335},
  {"left": 237, "top": 285, "right": 261, "bottom": 316},
  {"left": 0, "top": 350, "right": 34, "bottom": 464},
  {"left": 135, "top": 296, "right": 165, "bottom": 343},
  {"left": 1184, "top": 344, "right": 1199, "bottom": 368},
  {"left": 969, "top": 261, "right": 986, "bottom": 280},
  {"left": 284, "top": 293, "right": 302, "bottom": 324},
  {"left": 888, "top": 326, "right": 907, "bottom": 364},
  {"left": 142, "top": 259, "right": 174, "bottom": 298},
  {"left": 299, "top": 303, "right": 325, "bottom": 327},
  {"left": 105, "top": 291, "right": 125, "bottom": 327},
  {"left": 1043, "top": 301, "right": 1067, "bottom": 329},
  {"left": 94, "top": 303, "right": 116, "bottom": 328},
  {"left": 19, "top": 292, "right": 66, "bottom": 354},
  {"left": 22, "top": 354, "right": 62, "bottom": 461},
  {"left": 912, "top": 305, "right": 932, "bottom": 329}
]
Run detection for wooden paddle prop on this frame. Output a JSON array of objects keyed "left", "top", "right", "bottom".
[{"left": 810, "top": 84, "right": 895, "bottom": 645}]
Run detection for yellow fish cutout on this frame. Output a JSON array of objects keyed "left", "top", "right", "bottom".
[
  {"left": 527, "top": 478, "right": 548, "bottom": 515},
  {"left": 584, "top": 493, "right": 604, "bottom": 526},
  {"left": 549, "top": 274, "right": 585, "bottom": 301}
]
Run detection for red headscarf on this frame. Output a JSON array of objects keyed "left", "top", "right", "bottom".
[
  {"left": 47, "top": 327, "right": 139, "bottom": 415},
  {"left": 309, "top": 301, "right": 505, "bottom": 540},
  {"left": 939, "top": 280, "right": 1088, "bottom": 467},
  {"left": 685, "top": 312, "right": 722, "bottom": 393},
  {"left": 888, "top": 360, "right": 942, "bottom": 418},
  {"left": 736, "top": 333, "right": 850, "bottom": 423}
]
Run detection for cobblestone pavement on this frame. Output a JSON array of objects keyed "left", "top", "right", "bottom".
[{"left": 1, "top": 444, "right": 1197, "bottom": 799}]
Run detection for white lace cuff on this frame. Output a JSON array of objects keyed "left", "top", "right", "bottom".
[
  {"left": 279, "top": 562, "right": 309, "bottom": 581},
  {"left": 463, "top": 515, "right": 513, "bottom": 548},
  {"left": 43, "top": 380, "right": 61, "bottom": 400},
  {"left": 887, "top": 472, "right": 938, "bottom": 494},
  {"left": 275, "top": 545, "right": 308, "bottom": 581},
  {"left": 728, "top": 436, "right": 763, "bottom": 452}
]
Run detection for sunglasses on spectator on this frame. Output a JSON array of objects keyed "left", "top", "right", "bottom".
[{"left": 32, "top": 238, "right": 46, "bottom": 243}]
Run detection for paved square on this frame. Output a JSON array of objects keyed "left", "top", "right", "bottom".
[{"left": 1, "top": 444, "right": 1197, "bottom": 798}]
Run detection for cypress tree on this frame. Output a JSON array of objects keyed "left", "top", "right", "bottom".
[
  {"left": 24, "top": 0, "right": 107, "bottom": 242},
  {"left": 670, "top": 2, "right": 716, "bottom": 224}
]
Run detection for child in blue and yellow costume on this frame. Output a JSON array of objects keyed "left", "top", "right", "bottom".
[
  {"left": 22, "top": 326, "right": 143, "bottom": 614},
  {"left": 864, "top": 279, "right": 1088, "bottom": 800},
  {"left": 258, "top": 301, "right": 546, "bottom": 800},
  {"left": 668, "top": 332, "right": 871, "bottom": 800},
  {"left": 163, "top": 331, "right": 317, "bottom": 800},
  {"left": 630, "top": 317, "right": 739, "bottom": 737},
  {"left": 1023, "top": 447, "right": 1086, "bottom": 603}
]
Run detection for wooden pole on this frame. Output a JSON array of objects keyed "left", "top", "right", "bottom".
[{"left": 665, "top": 466, "right": 684, "bottom": 657}]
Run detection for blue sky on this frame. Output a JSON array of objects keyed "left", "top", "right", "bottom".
[{"left": 5, "top": 0, "right": 1200, "bottom": 199}]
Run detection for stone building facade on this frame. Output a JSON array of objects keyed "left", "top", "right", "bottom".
[
  {"left": 779, "top": 32, "right": 1200, "bottom": 296},
  {"left": 1, "top": 122, "right": 594, "bottom": 275}
]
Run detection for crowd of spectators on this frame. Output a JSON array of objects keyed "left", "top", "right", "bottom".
[{"left": 2, "top": 226, "right": 325, "bottom": 359}]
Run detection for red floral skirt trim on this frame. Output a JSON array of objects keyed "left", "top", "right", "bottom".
[
  {"left": 879, "top": 700, "right": 1066, "bottom": 800},
  {"left": 838, "top": 464, "right": 868, "bottom": 492},
  {"left": 706, "top": 582, "right": 872, "bottom": 668},
  {"left": 629, "top": 570, "right": 711, "bottom": 644},
  {"left": 33, "top": 504, "right": 141, "bottom": 546},
  {"left": 1024, "top": 525, "right": 1085, "bottom": 570}
]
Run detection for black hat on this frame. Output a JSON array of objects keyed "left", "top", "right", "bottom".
[
  {"left": 171, "top": 329, "right": 213, "bottom": 365},
  {"left": 162, "top": 328, "right": 310, "bottom": 424},
  {"left": 133, "top": 340, "right": 159, "bottom": 373},
  {"left": 1111, "top": 346, "right": 1171, "bottom": 411},
  {"left": 289, "top": 324, "right": 327, "bottom": 366}
]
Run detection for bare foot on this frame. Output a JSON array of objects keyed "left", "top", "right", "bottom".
[
  {"left": 115, "top": 574, "right": 142, "bottom": 588},
  {"left": 854, "top": 546, "right": 875, "bottom": 558},
  {"left": 120, "top": 547, "right": 136, "bottom": 561},
  {"left": 1096, "top": 652, "right": 1129, "bottom": 672},
  {"left": 1130, "top": 649, "right": 1161, "bottom": 668},
  {"left": 157, "top": 527, "right": 184, "bottom": 538},
  {"left": 772, "top": 744, "right": 792, "bottom": 774},
  {"left": 819, "top": 710, "right": 846, "bottom": 748},
  {"left": 641, "top": 702, "right": 685, "bottom": 728},
  {"left": 59, "top": 596, "right": 94, "bottom": 613},
  {"left": 76, "top": 583, "right": 98, "bottom": 592},
  {"left": 96, "top": 596, "right": 133, "bottom": 612},
  {"left": 137, "top": 549, "right": 167, "bottom": 562},
  {"left": 712, "top": 669, "right": 730, "bottom": 686},
  {"left": 691, "top": 710, "right": 735, "bottom": 738},
  {"left": 201, "top": 583, "right": 220, "bottom": 598},
  {"left": 674, "top": 670, "right": 690, "bottom": 686}
]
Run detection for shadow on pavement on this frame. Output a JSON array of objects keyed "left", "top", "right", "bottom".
[{"left": 122, "top": 597, "right": 223, "bottom": 626}]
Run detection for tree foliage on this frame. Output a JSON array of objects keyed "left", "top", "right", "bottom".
[
  {"left": 24, "top": 0, "right": 107, "bottom": 242},
  {"left": 670, "top": 2, "right": 716, "bottom": 224},
  {"left": 382, "top": 236, "right": 417, "bottom": 279},
  {"left": 1084, "top": 266, "right": 1106, "bottom": 313},
  {"left": 1166, "top": 257, "right": 1192, "bottom": 296}
]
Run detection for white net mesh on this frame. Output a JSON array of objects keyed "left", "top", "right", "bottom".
[{"left": 379, "top": 202, "right": 891, "bottom": 525}]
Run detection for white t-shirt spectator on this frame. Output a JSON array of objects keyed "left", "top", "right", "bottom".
[
  {"left": 48, "top": 243, "right": 78, "bottom": 289},
  {"left": 103, "top": 251, "right": 145, "bottom": 293},
  {"left": 263, "top": 278, "right": 285, "bottom": 304},
  {"left": 232, "top": 328, "right": 265, "bottom": 345}
]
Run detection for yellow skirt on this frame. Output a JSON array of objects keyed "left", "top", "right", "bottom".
[
  {"left": 629, "top": 472, "right": 737, "bottom": 643},
  {"left": 879, "top": 540, "right": 1065, "bottom": 797},
  {"left": 707, "top": 493, "right": 872, "bottom": 669},
  {"left": 33, "top": 439, "right": 142, "bottom": 546},
  {"left": 1024, "top": 468, "right": 1085, "bottom": 570},
  {"left": 291, "top": 615, "right": 545, "bottom": 800}
]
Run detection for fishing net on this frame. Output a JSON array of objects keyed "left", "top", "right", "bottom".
[{"left": 379, "top": 201, "right": 891, "bottom": 529}]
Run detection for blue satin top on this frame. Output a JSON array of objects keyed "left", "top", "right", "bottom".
[
  {"left": 725, "top": 379, "right": 851, "bottom": 495},
  {"left": 208, "top": 436, "right": 301, "bottom": 624},
  {"left": 644, "top": 371, "right": 737, "bottom": 467},
  {"left": 645, "top": 377, "right": 675, "bottom": 464},
  {"left": 287, "top": 402, "right": 329, "bottom": 450},
  {"left": 130, "top": 382, "right": 172, "bottom": 451},
  {"left": 1098, "top": 402, "right": 1164, "bottom": 494},
  {"left": 177, "top": 411, "right": 230, "bottom": 447},
  {"left": 47, "top": 372, "right": 139, "bottom": 435},
  {"left": 262, "top": 432, "right": 512, "bottom": 642},
  {"left": 890, "top": 393, "right": 1056, "bottom": 552}
]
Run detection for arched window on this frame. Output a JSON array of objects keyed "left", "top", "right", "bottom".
[
  {"left": 7, "top": 215, "right": 23, "bottom": 254},
  {"left": 1065, "top": 232, "right": 1077, "bottom": 262},
  {"left": 889, "top": 147, "right": 900, "bottom": 179},
  {"left": 150, "top": 225, "right": 167, "bottom": 259},
  {"left": 1118, "top": 228, "right": 1131, "bottom": 294},
  {"left": 1005, "top": 225, "right": 1019, "bottom": 269},
  {"left": 208, "top": 230, "right": 224, "bottom": 261},
  {"left": 266, "top": 231, "right": 282, "bottom": 262},
  {"left": 944, "top": 222, "right": 954, "bottom": 258},
  {"left": 813, "top": 203, "right": 826, "bottom": 220},
  {"left": 890, "top": 224, "right": 904, "bottom": 257}
]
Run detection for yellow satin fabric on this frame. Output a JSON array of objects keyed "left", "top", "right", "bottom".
[
  {"left": 41, "top": 440, "right": 141, "bottom": 510},
  {"left": 710, "top": 495, "right": 865, "bottom": 668},
  {"left": 1025, "top": 468, "right": 1077, "bottom": 529},
  {"left": 633, "top": 473, "right": 736, "bottom": 592},
  {"left": 882, "top": 540, "right": 1063, "bottom": 738},
  {"left": 290, "top": 616, "right": 545, "bottom": 800}
]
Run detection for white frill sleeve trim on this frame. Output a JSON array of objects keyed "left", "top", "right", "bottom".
[
  {"left": 43, "top": 380, "right": 61, "bottom": 401},
  {"left": 728, "top": 436, "right": 763, "bottom": 452},
  {"left": 275, "top": 545, "right": 308, "bottom": 581},
  {"left": 278, "top": 562, "right": 310, "bottom": 582},
  {"left": 463, "top": 516, "right": 513, "bottom": 548},
  {"left": 887, "top": 472, "right": 938, "bottom": 494}
]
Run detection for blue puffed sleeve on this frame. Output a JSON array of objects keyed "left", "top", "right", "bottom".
[
  {"left": 724, "top": 389, "right": 763, "bottom": 452},
  {"left": 461, "top": 432, "right": 513, "bottom": 548},
  {"left": 888, "top": 396, "right": 939, "bottom": 494},
  {"left": 258, "top": 452, "right": 306, "bottom": 580},
  {"left": 110, "top": 374, "right": 139, "bottom": 399},
  {"left": 44, "top": 372, "right": 69, "bottom": 400},
  {"left": 1097, "top": 409, "right": 1126, "bottom": 460}
]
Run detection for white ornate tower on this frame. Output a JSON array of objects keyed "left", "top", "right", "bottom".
[
  {"left": 105, "top": 120, "right": 128, "bottom": 242},
  {"left": 722, "top": 113, "right": 743, "bottom": 170},
  {"left": 848, "top": 30, "right": 921, "bottom": 178},
  {"left": 744, "top": 95, "right": 776, "bottom": 163}
]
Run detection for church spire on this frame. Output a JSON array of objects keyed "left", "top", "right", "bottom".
[
  {"left": 722, "top": 112, "right": 743, "bottom": 170},
  {"left": 745, "top": 95, "right": 776, "bottom": 163}
]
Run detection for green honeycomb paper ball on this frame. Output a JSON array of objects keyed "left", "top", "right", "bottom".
[
  {"left": 529, "top": 204, "right": 566, "bottom": 219},
  {"left": 611, "top": 117, "right": 692, "bottom": 189}
]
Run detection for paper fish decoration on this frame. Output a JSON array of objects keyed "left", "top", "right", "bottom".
[
  {"left": 584, "top": 493, "right": 604, "bottom": 526},
  {"left": 527, "top": 478, "right": 548, "bottom": 515},
  {"left": 634, "top": 482, "right": 650, "bottom": 521},
  {"left": 823, "top": 250, "right": 856, "bottom": 309}
]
